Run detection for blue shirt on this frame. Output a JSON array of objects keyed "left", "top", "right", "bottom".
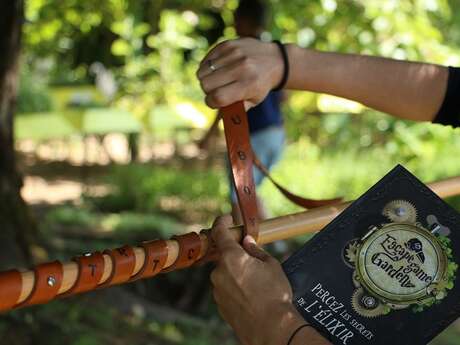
[{"left": 247, "top": 91, "right": 283, "bottom": 133}]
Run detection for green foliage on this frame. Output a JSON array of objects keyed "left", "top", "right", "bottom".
[
  {"left": 44, "top": 206, "right": 183, "bottom": 239},
  {"left": 411, "top": 235, "right": 457, "bottom": 313},
  {"left": 71, "top": 335, "right": 100, "bottom": 345},
  {"left": 90, "top": 164, "right": 230, "bottom": 222},
  {"left": 259, "top": 119, "right": 460, "bottom": 218},
  {"left": 17, "top": 67, "right": 54, "bottom": 113},
  {"left": 46, "top": 205, "right": 97, "bottom": 228},
  {"left": 438, "top": 236, "right": 459, "bottom": 290},
  {"left": 15, "top": 112, "right": 79, "bottom": 140},
  {"left": 82, "top": 108, "right": 142, "bottom": 134},
  {"left": 20, "top": 0, "right": 460, "bottom": 145},
  {"left": 0, "top": 297, "right": 233, "bottom": 345},
  {"left": 111, "top": 9, "right": 210, "bottom": 127}
]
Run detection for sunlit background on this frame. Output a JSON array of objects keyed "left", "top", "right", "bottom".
[{"left": 3, "top": 0, "right": 460, "bottom": 344}]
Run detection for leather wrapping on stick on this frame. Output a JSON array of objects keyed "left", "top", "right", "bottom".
[{"left": 0, "top": 172, "right": 459, "bottom": 312}]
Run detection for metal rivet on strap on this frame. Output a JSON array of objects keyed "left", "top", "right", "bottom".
[{"left": 47, "top": 276, "right": 56, "bottom": 287}]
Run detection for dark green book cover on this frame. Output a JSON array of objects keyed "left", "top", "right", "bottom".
[{"left": 282, "top": 165, "right": 460, "bottom": 345}]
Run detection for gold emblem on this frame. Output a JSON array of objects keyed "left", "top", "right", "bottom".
[{"left": 344, "top": 200, "right": 456, "bottom": 318}]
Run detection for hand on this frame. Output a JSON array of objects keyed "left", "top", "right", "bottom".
[
  {"left": 197, "top": 38, "right": 284, "bottom": 110},
  {"left": 210, "top": 215, "right": 305, "bottom": 345}
]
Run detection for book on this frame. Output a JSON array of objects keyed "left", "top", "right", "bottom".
[{"left": 282, "top": 165, "right": 460, "bottom": 345}]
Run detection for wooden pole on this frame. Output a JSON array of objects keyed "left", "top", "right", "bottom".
[{"left": 2, "top": 175, "right": 460, "bottom": 311}]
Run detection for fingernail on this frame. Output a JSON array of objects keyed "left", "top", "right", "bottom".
[{"left": 245, "top": 235, "right": 256, "bottom": 245}]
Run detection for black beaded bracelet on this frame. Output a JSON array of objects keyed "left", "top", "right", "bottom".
[
  {"left": 287, "top": 324, "right": 314, "bottom": 345},
  {"left": 272, "top": 40, "right": 290, "bottom": 91}
]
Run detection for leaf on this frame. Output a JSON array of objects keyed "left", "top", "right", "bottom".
[{"left": 111, "top": 38, "right": 132, "bottom": 56}]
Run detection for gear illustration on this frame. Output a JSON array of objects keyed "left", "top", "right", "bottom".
[
  {"left": 382, "top": 200, "right": 418, "bottom": 223},
  {"left": 352, "top": 271, "right": 361, "bottom": 288},
  {"left": 343, "top": 240, "right": 359, "bottom": 267},
  {"left": 351, "top": 288, "right": 388, "bottom": 318}
]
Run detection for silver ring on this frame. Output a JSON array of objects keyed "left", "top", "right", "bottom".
[{"left": 208, "top": 59, "right": 217, "bottom": 72}]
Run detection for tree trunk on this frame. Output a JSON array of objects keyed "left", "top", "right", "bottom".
[
  {"left": 128, "top": 133, "right": 139, "bottom": 162},
  {"left": 0, "top": 0, "right": 34, "bottom": 270}
]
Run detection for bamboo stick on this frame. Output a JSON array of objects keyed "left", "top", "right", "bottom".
[{"left": 4, "top": 175, "right": 460, "bottom": 310}]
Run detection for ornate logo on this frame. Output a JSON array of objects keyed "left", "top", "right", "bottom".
[{"left": 343, "top": 200, "right": 457, "bottom": 318}]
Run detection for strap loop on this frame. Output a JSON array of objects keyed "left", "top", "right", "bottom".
[
  {"left": 63, "top": 252, "right": 105, "bottom": 296},
  {"left": 129, "top": 240, "right": 168, "bottom": 281},
  {"left": 19, "top": 261, "right": 63, "bottom": 307},
  {"left": 162, "top": 232, "right": 202, "bottom": 272},
  {"left": 100, "top": 245, "right": 136, "bottom": 287}
]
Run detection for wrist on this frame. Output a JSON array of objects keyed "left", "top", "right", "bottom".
[
  {"left": 271, "top": 41, "right": 289, "bottom": 91},
  {"left": 284, "top": 45, "right": 336, "bottom": 95},
  {"left": 268, "top": 41, "right": 285, "bottom": 91},
  {"left": 284, "top": 43, "right": 303, "bottom": 89},
  {"left": 263, "top": 302, "right": 306, "bottom": 345}
]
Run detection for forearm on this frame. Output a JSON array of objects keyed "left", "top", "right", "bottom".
[{"left": 286, "top": 45, "right": 449, "bottom": 122}]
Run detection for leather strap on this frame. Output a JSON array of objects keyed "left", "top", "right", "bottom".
[
  {"left": 162, "top": 232, "right": 202, "bottom": 272},
  {"left": 195, "top": 229, "right": 219, "bottom": 265},
  {"left": 0, "top": 270, "right": 22, "bottom": 312},
  {"left": 252, "top": 155, "right": 342, "bottom": 208},
  {"left": 219, "top": 101, "right": 340, "bottom": 242},
  {"left": 20, "top": 261, "right": 63, "bottom": 307},
  {"left": 63, "top": 252, "right": 105, "bottom": 296},
  {"left": 221, "top": 102, "right": 260, "bottom": 240},
  {"left": 129, "top": 240, "right": 168, "bottom": 281},
  {"left": 100, "top": 246, "right": 136, "bottom": 287}
]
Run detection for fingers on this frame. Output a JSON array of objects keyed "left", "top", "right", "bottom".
[
  {"left": 242, "top": 235, "right": 273, "bottom": 262},
  {"left": 204, "top": 80, "right": 250, "bottom": 109},
  {"left": 198, "top": 40, "right": 258, "bottom": 109},
  {"left": 198, "top": 47, "right": 243, "bottom": 80},
  {"left": 199, "top": 58, "right": 245, "bottom": 94},
  {"left": 211, "top": 215, "right": 243, "bottom": 254},
  {"left": 197, "top": 38, "right": 277, "bottom": 110},
  {"left": 198, "top": 40, "right": 238, "bottom": 76}
]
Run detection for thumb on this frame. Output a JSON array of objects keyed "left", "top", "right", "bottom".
[
  {"left": 243, "top": 100, "right": 256, "bottom": 111},
  {"left": 243, "top": 235, "right": 272, "bottom": 262},
  {"left": 211, "top": 215, "right": 243, "bottom": 254}
]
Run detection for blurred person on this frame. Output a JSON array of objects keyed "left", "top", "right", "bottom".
[
  {"left": 199, "top": 37, "right": 459, "bottom": 344},
  {"left": 199, "top": 0, "right": 286, "bottom": 225},
  {"left": 89, "top": 62, "right": 118, "bottom": 102}
]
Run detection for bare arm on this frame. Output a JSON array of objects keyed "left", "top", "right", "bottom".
[
  {"left": 286, "top": 45, "right": 448, "bottom": 121},
  {"left": 197, "top": 38, "right": 448, "bottom": 122}
]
